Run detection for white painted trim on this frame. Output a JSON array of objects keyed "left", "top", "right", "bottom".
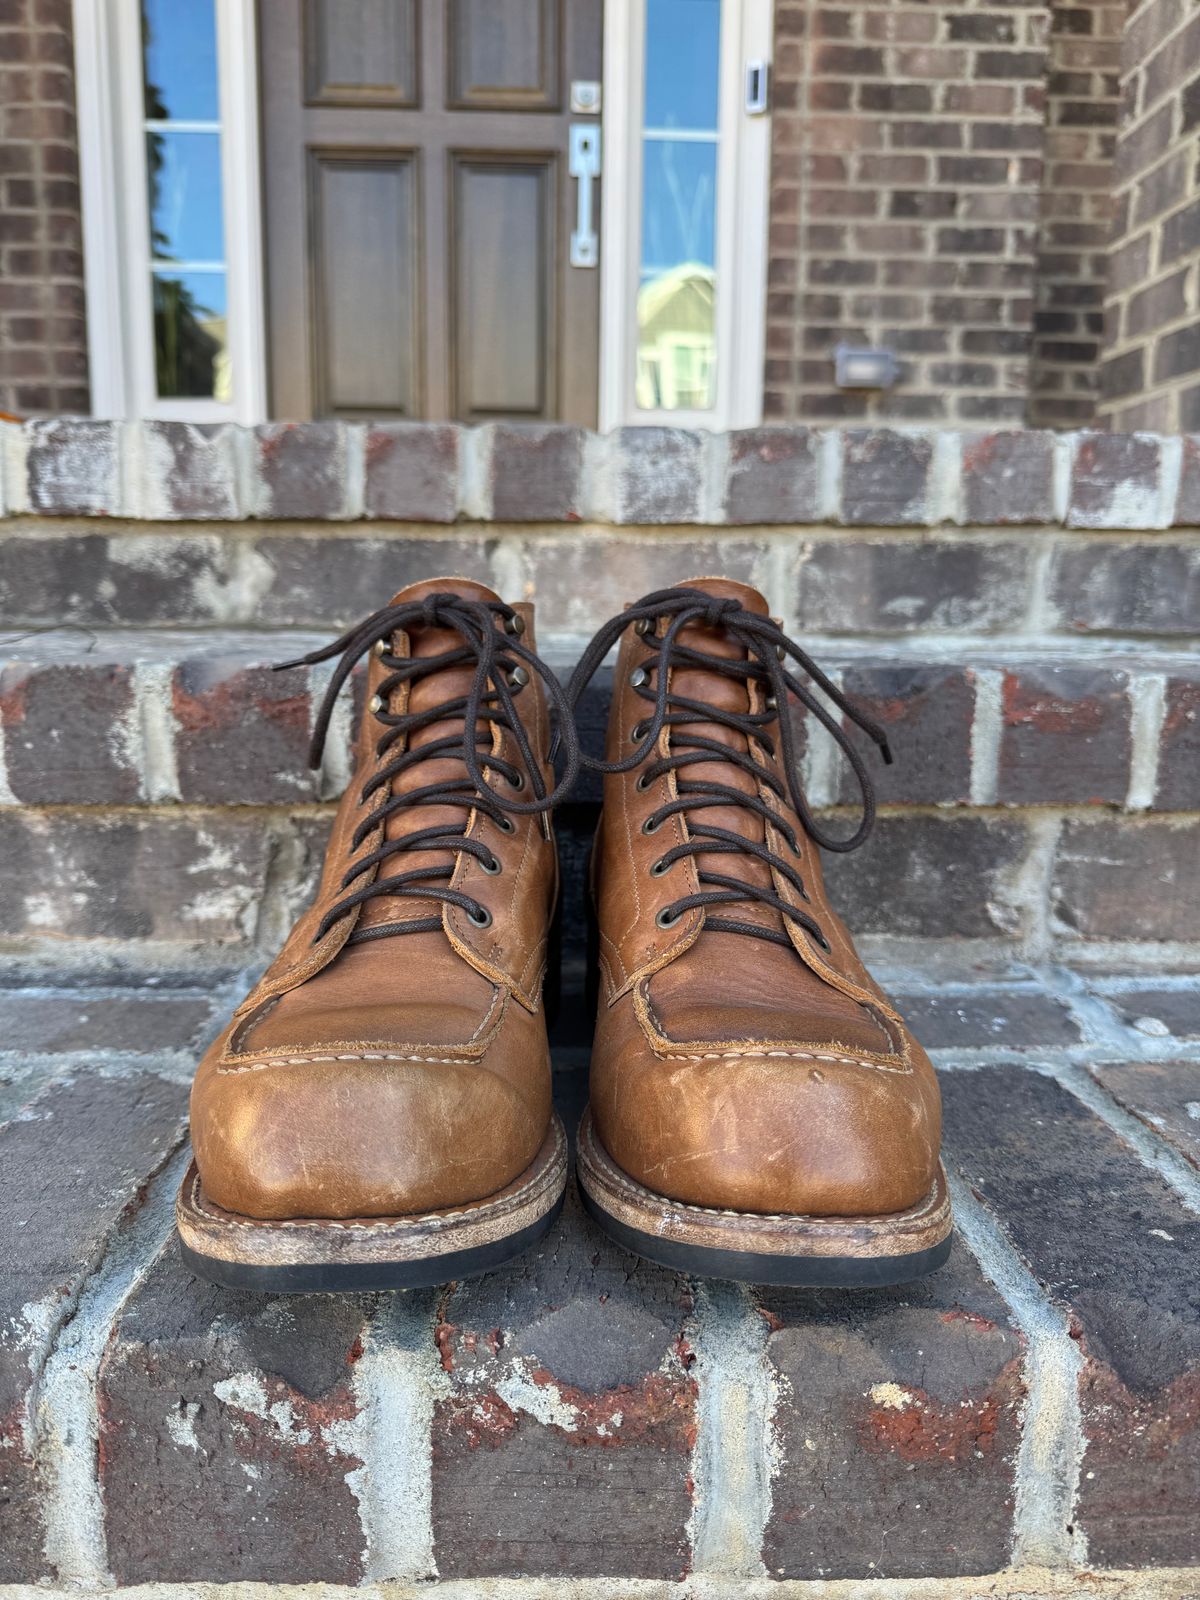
[
  {"left": 599, "top": 0, "right": 773, "bottom": 432},
  {"left": 71, "top": 0, "right": 268, "bottom": 422},
  {"left": 72, "top": 0, "right": 127, "bottom": 417}
]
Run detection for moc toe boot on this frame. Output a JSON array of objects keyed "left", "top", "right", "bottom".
[
  {"left": 178, "top": 578, "right": 571, "bottom": 1292},
  {"left": 571, "top": 579, "right": 952, "bottom": 1286}
]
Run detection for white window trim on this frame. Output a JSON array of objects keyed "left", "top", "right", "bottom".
[
  {"left": 73, "top": 0, "right": 267, "bottom": 423},
  {"left": 599, "top": 0, "right": 773, "bottom": 432}
]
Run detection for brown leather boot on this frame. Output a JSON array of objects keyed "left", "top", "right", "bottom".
[
  {"left": 570, "top": 579, "right": 952, "bottom": 1286},
  {"left": 177, "top": 579, "right": 575, "bottom": 1291}
]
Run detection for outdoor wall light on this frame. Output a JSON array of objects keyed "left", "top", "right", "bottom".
[{"left": 834, "top": 344, "right": 900, "bottom": 389}]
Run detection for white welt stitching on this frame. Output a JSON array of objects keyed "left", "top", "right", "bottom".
[{"left": 216, "top": 1051, "right": 478, "bottom": 1075}]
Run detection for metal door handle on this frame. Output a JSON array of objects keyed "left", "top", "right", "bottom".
[{"left": 569, "top": 125, "right": 601, "bottom": 268}]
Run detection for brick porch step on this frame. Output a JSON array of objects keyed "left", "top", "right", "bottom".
[{"left": 1, "top": 966, "right": 1197, "bottom": 1586}]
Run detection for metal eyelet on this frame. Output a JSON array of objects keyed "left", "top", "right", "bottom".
[
  {"left": 495, "top": 815, "right": 516, "bottom": 834},
  {"left": 373, "top": 639, "right": 388, "bottom": 657},
  {"left": 480, "top": 853, "right": 503, "bottom": 876},
  {"left": 650, "top": 857, "right": 672, "bottom": 877},
  {"left": 636, "top": 770, "right": 654, "bottom": 792},
  {"left": 629, "top": 665, "right": 649, "bottom": 689},
  {"left": 776, "top": 643, "right": 787, "bottom": 662},
  {"left": 508, "top": 771, "right": 525, "bottom": 791},
  {"left": 634, "top": 616, "right": 655, "bottom": 637},
  {"left": 631, "top": 720, "right": 649, "bottom": 741},
  {"left": 764, "top": 693, "right": 778, "bottom": 714},
  {"left": 641, "top": 815, "right": 661, "bottom": 836},
  {"left": 369, "top": 693, "right": 384, "bottom": 713},
  {"left": 505, "top": 613, "right": 525, "bottom": 636},
  {"left": 655, "top": 906, "right": 681, "bottom": 929},
  {"left": 467, "top": 905, "right": 493, "bottom": 929},
  {"left": 508, "top": 665, "right": 530, "bottom": 689}
]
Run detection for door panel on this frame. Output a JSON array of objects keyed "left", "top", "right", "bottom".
[
  {"left": 446, "top": 0, "right": 560, "bottom": 110},
  {"left": 303, "top": 0, "right": 420, "bottom": 107},
  {"left": 310, "top": 154, "right": 420, "bottom": 414},
  {"left": 261, "top": 0, "right": 602, "bottom": 423},
  {"left": 451, "top": 157, "right": 553, "bottom": 417}
]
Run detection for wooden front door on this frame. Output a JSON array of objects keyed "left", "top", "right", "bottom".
[{"left": 260, "top": 0, "right": 603, "bottom": 423}]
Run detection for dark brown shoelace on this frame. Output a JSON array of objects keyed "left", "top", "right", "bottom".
[
  {"left": 277, "top": 594, "right": 579, "bottom": 945},
  {"left": 562, "top": 586, "right": 893, "bottom": 952}
]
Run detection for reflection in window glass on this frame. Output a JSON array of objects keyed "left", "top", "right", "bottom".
[
  {"left": 141, "top": 0, "right": 229, "bottom": 402},
  {"left": 636, "top": 0, "right": 721, "bottom": 412},
  {"left": 154, "top": 272, "right": 230, "bottom": 400}
]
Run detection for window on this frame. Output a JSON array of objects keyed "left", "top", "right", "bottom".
[
  {"left": 601, "top": 0, "right": 773, "bottom": 430},
  {"left": 74, "top": 0, "right": 266, "bottom": 421}
]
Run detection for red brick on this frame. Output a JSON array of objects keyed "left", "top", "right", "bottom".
[
  {"left": 1157, "top": 673, "right": 1200, "bottom": 810},
  {"left": 171, "top": 655, "right": 317, "bottom": 805},
  {"left": 723, "top": 426, "right": 819, "bottom": 523},
  {"left": 255, "top": 422, "right": 353, "bottom": 519},
  {"left": 364, "top": 422, "right": 459, "bottom": 522},
  {"left": 1052, "top": 817, "right": 1200, "bottom": 943},
  {"left": 840, "top": 430, "right": 932, "bottom": 524},
  {"left": 998, "top": 665, "right": 1131, "bottom": 805},
  {"left": 0, "top": 659, "right": 139, "bottom": 802},
  {"left": 490, "top": 422, "right": 584, "bottom": 522}
]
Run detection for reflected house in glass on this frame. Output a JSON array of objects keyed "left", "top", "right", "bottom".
[{"left": 636, "top": 263, "right": 716, "bottom": 411}]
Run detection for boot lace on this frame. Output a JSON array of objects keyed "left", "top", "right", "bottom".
[
  {"left": 561, "top": 586, "right": 893, "bottom": 953},
  {"left": 277, "top": 593, "right": 579, "bottom": 946}
]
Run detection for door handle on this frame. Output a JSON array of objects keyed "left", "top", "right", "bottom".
[{"left": 569, "top": 125, "right": 601, "bottom": 268}]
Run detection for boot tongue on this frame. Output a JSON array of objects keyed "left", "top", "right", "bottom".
[
  {"left": 359, "top": 575, "right": 508, "bottom": 933},
  {"left": 665, "top": 577, "right": 779, "bottom": 937}
]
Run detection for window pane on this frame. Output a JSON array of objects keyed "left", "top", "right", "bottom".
[
  {"left": 637, "top": 140, "right": 717, "bottom": 411},
  {"left": 154, "top": 271, "right": 230, "bottom": 400},
  {"left": 147, "top": 130, "right": 225, "bottom": 263},
  {"left": 644, "top": 0, "right": 720, "bottom": 130},
  {"left": 142, "top": 0, "right": 219, "bottom": 122}
]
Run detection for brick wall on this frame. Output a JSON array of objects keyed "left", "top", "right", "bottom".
[
  {"left": 0, "top": 0, "right": 88, "bottom": 416},
  {"left": 1098, "top": 0, "right": 1200, "bottom": 431},
  {"left": 766, "top": 0, "right": 1050, "bottom": 426},
  {"left": 1028, "top": 0, "right": 1127, "bottom": 428},
  {"left": 0, "top": 421, "right": 1197, "bottom": 969}
]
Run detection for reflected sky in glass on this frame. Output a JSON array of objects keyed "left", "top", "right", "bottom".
[
  {"left": 644, "top": 0, "right": 720, "bottom": 130},
  {"left": 640, "top": 140, "right": 717, "bottom": 276},
  {"left": 142, "top": 0, "right": 219, "bottom": 121},
  {"left": 147, "top": 130, "right": 225, "bottom": 263}
]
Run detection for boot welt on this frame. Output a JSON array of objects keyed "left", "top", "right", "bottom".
[
  {"left": 576, "top": 1107, "right": 952, "bottom": 1288},
  {"left": 176, "top": 1113, "right": 568, "bottom": 1293}
]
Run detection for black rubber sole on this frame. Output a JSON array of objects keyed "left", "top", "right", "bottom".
[
  {"left": 179, "top": 1193, "right": 565, "bottom": 1294},
  {"left": 579, "top": 1182, "right": 952, "bottom": 1288}
]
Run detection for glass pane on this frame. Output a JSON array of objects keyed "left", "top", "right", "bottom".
[
  {"left": 644, "top": 0, "right": 720, "bottom": 131},
  {"left": 154, "top": 271, "right": 230, "bottom": 400},
  {"left": 142, "top": 0, "right": 219, "bottom": 122},
  {"left": 637, "top": 140, "right": 717, "bottom": 411},
  {"left": 147, "top": 130, "right": 225, "bottom": 263}
]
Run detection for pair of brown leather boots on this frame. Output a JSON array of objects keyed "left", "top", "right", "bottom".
[{"left": 178, "top": 577, "right": 951, "bottom": 1293}]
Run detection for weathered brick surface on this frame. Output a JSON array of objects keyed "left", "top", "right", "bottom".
[
  {"left": 0, "top": 659, "right": 139, "bottom": 802},
  {"left": 821, "top": 814, "right": 1031, "bottom": 941},
  {"left": 840, "top": 431, "right": 932, "bottom": 524},
  {"left": 1156, "top": 673, "right": 1200, "bottom": 811},
  {"left": 723, "top": 427, "right": 820, "bottom": 524},
  {"left": 1068, "top": 433, "right": 1164, "bottom": 528},
  {"left": 612, "top": 428, "right": 704, "bottom": 524},
  {"left": 1089, "top": 1059, "right": 1200, "bottom": 1169},
  {"left": 251, "top": 535, "right": 496, "bottom": 625},
  {"left": 893, "top": 986, "right": 1082, "bottom": 1050},
  {"left": 0, "top": 532, "right": 238, "bottom": 625},
  {"left": 962, "top": 431, "right": 1056, "bottom": 524},
  {"left": 431, "top": 1187, "right": 696, "bottom": 1579},
  {"left": 0, "top": 0, "right": 89, "bottom": 416},
  {"left": 255, "top": 423, "right": 354, "bottom": 520},
  {"left": 998, "top": 665, "right": 1132, "bottom": 805},
  {"left": 100, "top": 1241, "right": 371, "bottom": 1584},
  {"left": 171, "top": 656, "right": 317, "bottom": 805},
  {"left": 0, "top": 988, "right": 216, "bottom": 1055},
  {"left": 1105, "top": 983, "right": 1200, "bottom": 1040},
  {"left": 941, "top": 1066, "right": 1200, "bottom": 1566},
  {"left": 364, "top": 422, "right": 459, "bottom": 522},
  {"left": 1050, "top": 541, "right": 1200, "bottom": 635},
  {"left": 490, "top": 424, "right": 584, "bottom": 523},
  {"left": 0, "top": 1070, "right": 187, "bottom": 1582},
  {"left": 137, "top": 423, "right": 243, "bottom": 520},
  {"left": 760, "top": 1248, "right": 1023, "bottom": 1578},
  {"left": 837, "top": 663, "right": 975, "bottom": 804},
  {"left": 0, "top": 810, "right": 277, "bottom": 946},
  {"left": 25, "top": 419, "right": 118, "bottom": 516},
  {"left": 796, "top": 540, "right": 1030, "bottom": 632},
  {"left": 1052, "top": 817, "right": 1200, "bottom": 942}
]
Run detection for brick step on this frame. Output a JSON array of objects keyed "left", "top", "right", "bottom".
[
  {"left": 1, "top": 628, "right": 1197, "bottom": 812},
  {"left": 2, "top": 970, "right": 1198, "bottom": 1585},
  {"left": 3, "top": 520, "right": 1200, "bottom": 639}
]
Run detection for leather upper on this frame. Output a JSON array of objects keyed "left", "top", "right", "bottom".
[
  {"left": 589, "top": 577, "right": 943, "bottom": 1218},
  {"left": 190, "top": 578, "right": 557, "bottom": 1221}
]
